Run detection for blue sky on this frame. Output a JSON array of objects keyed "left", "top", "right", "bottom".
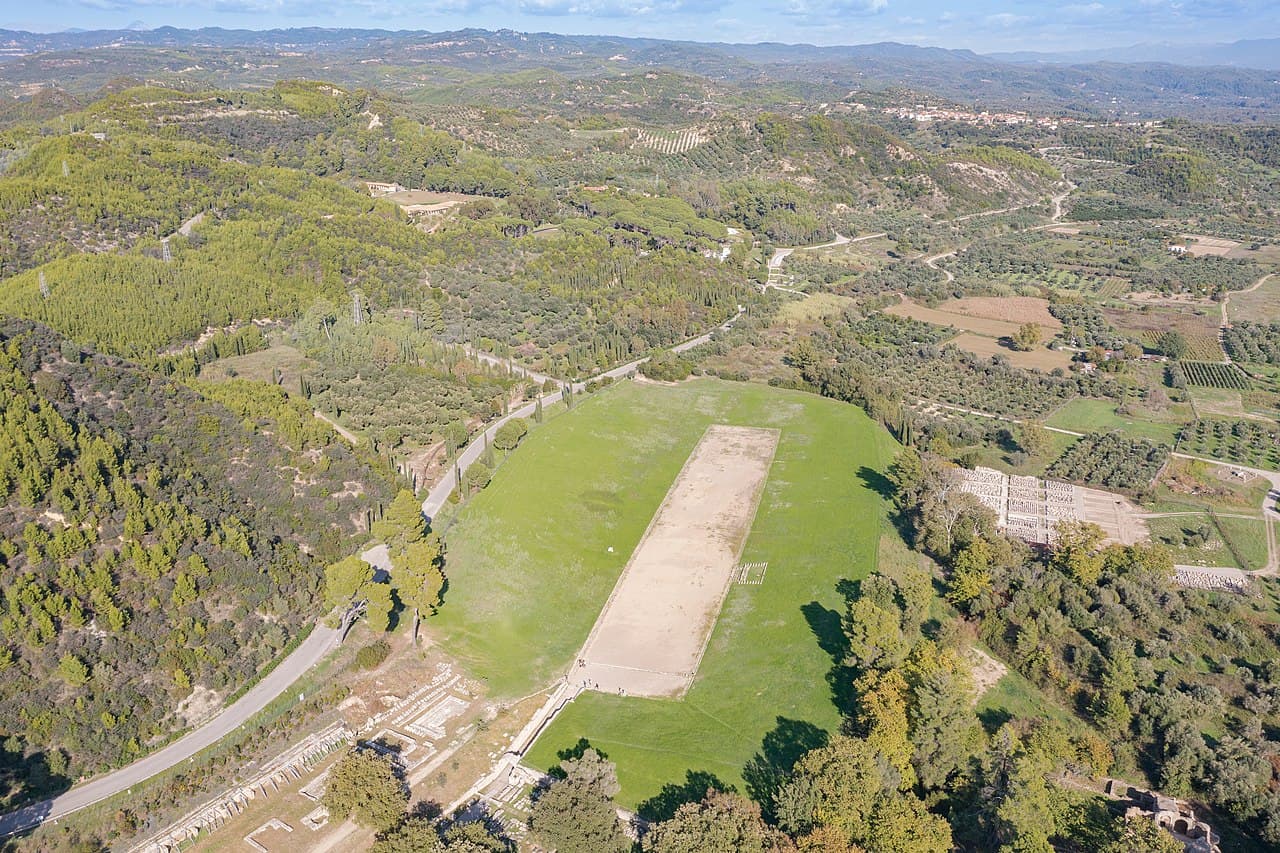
[{"left": 6, "top": 0, "right": 1278, "bottom": 53}]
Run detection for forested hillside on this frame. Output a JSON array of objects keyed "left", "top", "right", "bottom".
[{"left": 0, "top": 318, "right": 399, "bottom": 809}]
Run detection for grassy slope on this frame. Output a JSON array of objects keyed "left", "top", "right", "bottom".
[{"left": 432, "top": 378, "right": 896, "bottom": 808}]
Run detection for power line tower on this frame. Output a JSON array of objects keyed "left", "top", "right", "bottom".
[
  {"left": 161, "top": 238, "right": 172, "bottom": 264},
  {"left": 38, "top": 271, "right": 49, "bottom": 299}
]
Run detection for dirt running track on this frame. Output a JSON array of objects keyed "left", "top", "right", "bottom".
[{"left": 573, "top": 425, "right": 778, "bottom": 698}]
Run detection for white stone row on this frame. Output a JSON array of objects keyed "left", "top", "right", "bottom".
[{"left": 130, "top": 723, "right": 351, "bottom": 853}]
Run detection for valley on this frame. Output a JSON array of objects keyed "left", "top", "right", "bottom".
[{"left": 1, "top": 21, "right": 1280, "bottom": 853}]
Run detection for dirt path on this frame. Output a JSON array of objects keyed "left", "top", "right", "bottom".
[
  {"left": 573, "top": 425, "right": 779, "bottom": 699},
  {"left": 924, "top": 250, "right": 955, "bottom": 283},
  {"left": 314, "top": 411, "right": 359, "bottom": 445},
  {"left": 1220, "top": 272, "right": 1275, "bottom": 331}
]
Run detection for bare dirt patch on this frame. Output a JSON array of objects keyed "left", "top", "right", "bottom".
[
  {"left": 886, "top": 298, "right": 1021, "bottom": 339},
  {"left": 384, "top": 190, "right": 485, "bottom": 206},
  {"left": 175, "top": 685, "right": 223, "bottom": 728},
  {"left": 574, "top": 425, "right": 779, "bottom": 698},
  {"left": 969, "top": 647, "right": 1008, "bottom": 700},
  {"left": 940, "top": 296, "right": 1062, "bottom": 329}
]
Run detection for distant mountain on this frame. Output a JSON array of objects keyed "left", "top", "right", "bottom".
[
  {"left": 990, "top": 38, "right": 1280, "bottom": 71},
  {"left": 0, "top": 27, "right": 1277, "bottom": 120}
]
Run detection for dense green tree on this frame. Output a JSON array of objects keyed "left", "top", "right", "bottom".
[
  {"left": 528, "top": 749, "right": 630, "bottom": 853},
  {"left": 774, "top": 736, "right": 886, "bottom": 840},
  {"left": 323, "top": 748, "right": 408, "bottom": 831},
  {"left": 947, "top": 539, "right": 993, "bottom": 607},
  {"left": 1018, "top": 422, "right": 1053, "bottom": 458},
  {"left": 373, "top": 816, "right": 446, "bottom": 853},
  {"left": 910, "top": 668, "right": 980, "bottom": 790},
  {"left": 1011, "top": 323, "right": 1043, "bottom": 352},
  {"left": 493, "top": 418, "right": 529, "bottom": 451},
  {"left": 1050, "top": 520, "right": 1106, "bottom": 585},
  {"left": 324, "top": 555, "right": 373, "bottom": 610},
  {"left": 865, "top": 793, "right": 953, "bottom": 853},
  {"left": 392, "top": 534, "right": 445, "bottom": 642},
  {"left": 643, "top": 790, "right": 793, "bottom": 853}
]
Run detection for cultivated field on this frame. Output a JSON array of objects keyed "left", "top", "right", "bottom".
[
  {"left": 200, "top": 343, "right": 316, "bottom": 394},
  {"left": 1107, "top": 306, "right": 1224, "bottom": 361},
  {"left": 1045, "top": 398, "right": 1189, "bottom": 445},
  {"left": 435, "top": 379, "right": 897, "bottom": 808},
  {"left": 886, "top": 298, "right": 1024, "bottom": 338},
  {"left": 940, "top": 295, "right": 1062, "bottom": 328},
  {"left": 776, "top": 292, "right": 855, "bottom": 325},
  {"left": 575, "top": 425, "right": 779, "bottom": 698},
  {"left": 884, "top": 297, "right": 1071, "bottom": 370},
  {"left": 1182, "top": 234, "right": 1240, "bottom": 257}
]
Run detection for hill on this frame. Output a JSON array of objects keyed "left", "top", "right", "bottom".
[
  {"left": 1, "top": 28, "right": 1278, "bottom": 120},
  {"left": 0, "top": 318, "right": 399, "bottom": 812}
]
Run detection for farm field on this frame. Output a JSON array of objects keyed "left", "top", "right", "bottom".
[
  {"left": 1187, "top": 386, "right": 1254, "bottom": 419},
  {"left": 1229, "top": 273, "right": 1280, "bottom": 324},
  {"left": 200, "top": 343, "right": 316, "bottom": 395},
  {"left": 1181, "top": 234, "right": 1240, "bottom": 257},
  {"left": 441, "top": 380, "right": 896, "bottom": 808},
  {"left": 775, "top": 292, "right": 855, "bottom": 325},
  {"left": 1214, "top": 515, "right": 1272, "bottom": 571},
  {"left": 1044, "top": 398, "right": 1189, "bottom": 445},
  {"left": 883, "top": 298, "right": 1071, "bottom": 371},
  {"left": 1153, "top": 457, "right": 1273, "bottom": 514},
  {"left": 1107, "top": 305, "right": 1223, "bottom": 361},
  {"left": 1178, "top": 418, "right": 1280, "bottom": 470},
  {"left": 1181, "top": 360, "right": 1252, "bottom": 390},
  {"left": 886, "top": 298, "right": 1024, "bottom": 338},
  {"left": 939, "top": 295, "right": 1061, "bottom": 328},
  {"left": 949, "top": 332, "right": 1074, "bottom": 371}
]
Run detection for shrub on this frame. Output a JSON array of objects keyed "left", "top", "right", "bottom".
[{"left": 355, "top": 641, "right": 391, "bottom": 671}]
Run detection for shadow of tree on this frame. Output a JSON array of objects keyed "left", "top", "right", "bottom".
[
  {"left": 743, "top": 717, "right": 829, "bottom": 819},
  {"left": 539, "top": 737, "right": 608, "bottom": 780},
  {"left": 856, "top": 465, "right": 895, "bottom": 502},
  {"left": 978, "top": 706, "right": 1012, "bottom": 735},
  {"left": 0, "top": 748, "right": 73, "bottom": 847},
  {"left": 801, "top": 601, "right": 859, "bottom": 717},
  {"left": 637, "top": 770, "right": 734, "bottom": 822}
]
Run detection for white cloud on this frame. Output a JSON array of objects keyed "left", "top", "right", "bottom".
[
  {"left": 985, "top": 12, "right": 1032, "bottom": 27},
  {"left": 1063, "top": 2, "right": 1105, "bottom": 14}
]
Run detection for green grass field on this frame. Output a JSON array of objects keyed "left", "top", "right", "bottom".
[
  {"left": 1044, "top": 397, "right": 1188, "bottom": 445},
  {"left": 1145, "top": 512, "right": 1270, "bottom": 570},
  {"left": 432, "top": 378, "right": 898, "bottom": 809},
  {"left": 1213, "top": 515, "right": 1271, "bottom": 571}
]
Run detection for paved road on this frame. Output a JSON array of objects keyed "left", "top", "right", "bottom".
[
  {"left": 422, "top": 308, "right": 744, "bottom": 522},
  {"left": 464, "top": 346, "right": 565, "bottom": 389},
  {"left": 0, "top": 625, "right": 340, "bottom": 838}
]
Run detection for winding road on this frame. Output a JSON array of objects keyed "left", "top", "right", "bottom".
[
  {"left": 0, "top": 626, "right": 340, "bottom": 838},
  {"left": 0, "top": 308, "right": 749, "bottom": 840}
]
